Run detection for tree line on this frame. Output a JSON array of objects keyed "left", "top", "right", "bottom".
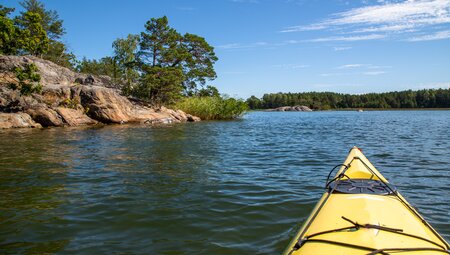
[{"left": 246, "top": 89, "right": 450, "bottom": 110}]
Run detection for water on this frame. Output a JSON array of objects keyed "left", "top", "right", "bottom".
[{"left": 0, "top": 111, "right": 449, "bottom": 254}]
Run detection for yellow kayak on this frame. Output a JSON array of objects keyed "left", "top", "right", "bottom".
[{"left": 283, "top": 147, "right": 449, "bottom": 255}]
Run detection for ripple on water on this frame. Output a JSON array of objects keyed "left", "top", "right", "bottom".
[{"left": 0, "top": 111, "right": 449, "bottom": 254}]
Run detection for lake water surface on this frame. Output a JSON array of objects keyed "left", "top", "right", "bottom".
[{"left": 1, "top": 111, "right": 449, "bottom": 254}]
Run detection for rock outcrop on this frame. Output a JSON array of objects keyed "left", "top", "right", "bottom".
[
  {"left": 0, "top": 112, "right": 42, "bottom": 129},
  {"left": 0, "top": 55, "right": 119, "bottom": 89},
  {"left": 0, "top": 55, "right": 200, "bottom": 129},
  {"left": 267, "top": 105, "right": 312, "bottom": 112},
  {"left": 55, "top": 107, "right": 98, "bottom": 126},
  {"left": 26, "top": 105, "right": 65, "bottom": 127}
]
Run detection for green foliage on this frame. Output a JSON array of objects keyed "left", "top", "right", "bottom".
[
  {"left": 0, "top": 5, "right": 15, "bottom": 17},
  {"left": 112, "top": 34, "right": 140, "bottom": 90},
  {"left": 0, "top": 6, "right": 50, "bottom": 56},
  {"left": 139, "top": 16, "right": 181, "bottom": 67},
  {"left": 112, "top": 16, "right": 219, "bottom": 105},
  {"left": 10, "top": 63, "right": 42, "bottom": 95},
  {"left": 19, "top": 0, "right": 75, "bottom": 68},
  {"left": 77, "top": 57, "right": 118, "bottom": 77},
  {"left": 248, "top": 89, "right": 450, "bottom": 110},
  {"left": 14, "top": 11, "right": 49, "bottom": 55},
  {"left": 0, "top": 5, "right": 18, "bottom": 55},
  {"left": 19, "top": 0, "right": 65, "bottom": 40},
  {"left": 0, "top": 0, "right": 74, "bottom": 68},
  {"left": 44, "top": 40, "right": 76, "bottom": 68},
  {"left": 138, "top": 16, "right": 217, "bottom": 95},
  {"left": 175, "top": 96, "right": 248, "bottom": 120},
  {"left": 133, "top": 66, "right": 184, "bottom": 106},
  {"left": 246, "top": 95, "right": 262, "bottom": 109},
  {"left": 181, "top": 33, "right": 218, "bottom": 94},
  {"left": 2, "top": 4, "right": 221, "bottom": 108},
  {"left": 197, "top": 85, "right": 220, "bottom": 97}
]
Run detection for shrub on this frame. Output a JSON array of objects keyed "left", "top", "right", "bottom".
[
  {"left": 9, "top": 63, "right": 42, "bottom": 95},
  {"left": 174, "top": 96, "right": 248, "bottom": 120}
]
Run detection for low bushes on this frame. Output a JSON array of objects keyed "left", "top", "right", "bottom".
[{"left": 174, "top": 96, "right": 248, "bottom": 120}]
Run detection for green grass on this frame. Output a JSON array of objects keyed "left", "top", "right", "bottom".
[{"left": 174, "top": 96, "right": 248, "bottom": 120}]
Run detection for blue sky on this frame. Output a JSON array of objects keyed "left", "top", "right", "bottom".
[{"left": 5, "top": 0, "right": 450, "bottom": 98}]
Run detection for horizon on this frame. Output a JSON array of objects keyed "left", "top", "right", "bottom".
[{"left": 6, "top": 0, "right": 450, "bottom": 98}]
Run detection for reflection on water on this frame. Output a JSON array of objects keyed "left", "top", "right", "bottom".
[{"left": 0, "top": 111, "right": 449, "bottom": 254}]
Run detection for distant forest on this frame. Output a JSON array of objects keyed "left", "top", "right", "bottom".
[{"left": 246, "top": 89, "right": 450, "bottom": 110}]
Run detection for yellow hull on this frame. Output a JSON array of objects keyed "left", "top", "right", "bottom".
[{"left": 283, "top": 147, "right": 449, "bottom": 255}]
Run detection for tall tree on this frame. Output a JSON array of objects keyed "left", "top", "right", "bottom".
[
  {"left": 181, "top": 33, "right": 217, "bottom": 95},
  {"left": 17, "top": 0, "right": 74, "bottom": 68},
  {"left": 44, "top": 40, "right": 76, "bottom": 68},
  {"left": 112, "top": 34, "right": 140, "bottom": 89},
  {"left": 139, "top": 16, "right": 182, "bottom": 67},
  {"left": 246, "top": 95, "right": 262, "bottom": 109},
  {"left": 0, "top": 5, "right": 18, "bottom": 55},
  {"left": 77, "top": 57, "right": 118, "bottom": 78},
  {"left": 14, "top": 11, "right": 49, "bottom": 56},
  {"left": 19, "top": 0, "right": 64, "bottom": 40},
  {"left": 134, "top": 66, "right": 184, "bottom": 106},
  {"left": 197, "top": 85, "right": 220, "bottom": 97},
  {"left": 138, "top": 16, "right": 217, "bottom": 95}
]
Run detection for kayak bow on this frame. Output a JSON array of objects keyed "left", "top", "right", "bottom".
[{"left": 283, "top": 147, "right": 449, "bottom": 255}]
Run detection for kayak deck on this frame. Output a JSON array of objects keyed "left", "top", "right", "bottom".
[{"left": 283, "top": 147, "right": 449, "bottom": 255}]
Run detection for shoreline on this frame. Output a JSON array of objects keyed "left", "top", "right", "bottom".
[
  {"left": 327, "top": 108, "right": 450, "bottom": 111},
  {"left": 0, "top": 56, "right": 200, "bottom": 129},
  {"left": 251, "top": 108, "right": 450, "bottom": 112}
]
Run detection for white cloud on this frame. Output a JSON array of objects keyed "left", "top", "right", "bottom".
[
  {"left": 352, "top": 24, "right": 416, "bottom": 33},
  {"left": 329, "top": 1, "right": 449, "bottom": 25},
  {"left": 337, "top": 64, "right": 365, "bottom": 69},
  {"left": 216, "top": 43, "right": 243, "bottom": 49},
  {"left": 334, "top": 46, "right": 353, "bottom": 51},
  {"left": 280, "top": 24, "right": 328, "bottom": 33},
  {"left": 284, "top": 39, "right": 302, "bottom": 44},
  {"left": 407, "top": 30, "right": 450, "bottom": 41},
  {"left": 281, "top": 0, "right": 450, "bottom": 41},
  {"left": 216, "top": 41, "right": 269, "bottom": 49},
  {"left": 367, "top": 65, "right": 392, "bottom": 69},
  {"left": 308, "top": 34, "right": 386, "bottom": 42},
  {"left": 321, "top": 64, "right": 391, "bottom": 76},
  {"left": 254, "top": 41, "right": 269, "bottom": 46}
]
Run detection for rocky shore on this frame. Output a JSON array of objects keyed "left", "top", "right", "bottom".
[
  {"left": 0, "top": 56, "right": 200, "bottom": 129},
  {"left": 266, "top": 105, "right": 312, "bottom": 112}
]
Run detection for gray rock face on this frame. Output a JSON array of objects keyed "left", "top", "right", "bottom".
[
  {"left": 0, "top": 55, "right": 200, "bottom": 129},
  {"left": 79, "top": 85, "right": 134, "bottom": 123},
  {"left": 267, "top": 105, "right": 312, "bottom": 112},
  {"left": 0, "top": 112, "right": 42, "bottom": 129},
  {"left": 26, "top": 105, "right": 65, "bottom": 127},
  {"left": 0, "top": 55, "right": 120, "bottom": 89},
  {"left": 55, "top": 107, "right": 98, "bottom": 126}
]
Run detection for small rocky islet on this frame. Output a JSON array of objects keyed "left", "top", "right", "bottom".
[
  {"left": 0, "top": 56, "right": 200, "bottom": 129},
  {"left": 266, "top": 105, "right": 312, "bottom": 112}
]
